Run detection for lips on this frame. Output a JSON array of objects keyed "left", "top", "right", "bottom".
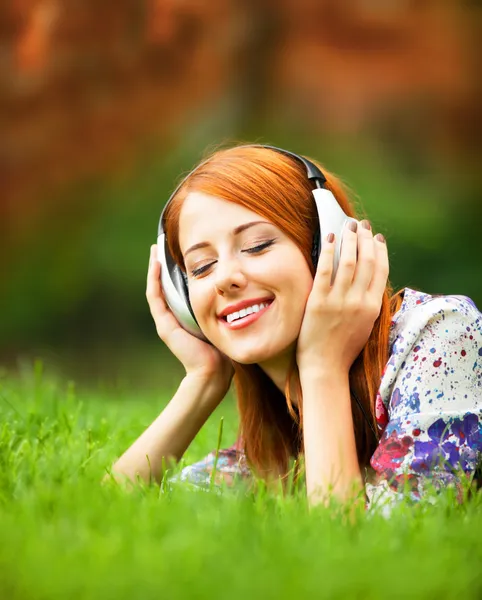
[
  {"left": 217, "top": 296, "right": 274, "bottom": 320},
  {"left": 219, "top": 299, "right": 274, "bottom": 331}
]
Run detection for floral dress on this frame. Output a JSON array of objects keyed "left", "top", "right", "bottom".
[{"left": 170, "top": 288, "right": 482, "bottom": 505}]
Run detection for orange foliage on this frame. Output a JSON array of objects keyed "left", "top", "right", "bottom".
[{"left": 1, "top": 1, "right": 480, "bottom": 239}]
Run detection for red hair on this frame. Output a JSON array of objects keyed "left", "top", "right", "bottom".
[{"left": 163, "top": 144, "right": 405, "bottom": 489}]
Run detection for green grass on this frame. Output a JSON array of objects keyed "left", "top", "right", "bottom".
[{"left": 1, "top": 361, "right": 481, "bottom": 600}]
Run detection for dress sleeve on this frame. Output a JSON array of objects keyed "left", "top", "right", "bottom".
[
  {"left": 168, "top": 442, "right": 252, "bottom": 492},
  {"left": 369, "top": 295, "right": 482, "bottom": 507}
]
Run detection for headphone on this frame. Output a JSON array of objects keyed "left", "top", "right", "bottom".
[{"left": 157, "top": 144, "right": 378, "bottom": 439}]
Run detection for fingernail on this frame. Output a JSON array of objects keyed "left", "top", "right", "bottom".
[
  {"left": 375, "top": 233, "right": 386, "bottom": 244},
  {"left": 348, "top": 221, "right": 358, "bottom": 233},
  {"left": 326, "top": 233, "right": 335, "bottom": 243},
  {"left": 361, "top": 220, "right": 371, "bottom": 230}
]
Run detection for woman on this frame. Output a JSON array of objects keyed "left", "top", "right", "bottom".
[{"left": 110, "top": 144, "right": 482, "bottom": 509}]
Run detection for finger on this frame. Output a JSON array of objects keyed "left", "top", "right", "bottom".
[
  {"left": 146, "top": 245, "right": 161, "bottom": 297},
  {"left": 352, "top": 220, "right": 375, "bottom": 294},
  {"left": 333, "top": 221, "right": 358, "bottom": 294},
  {"left": 146, "top": 245, "right": 176, "bottom": 339},
  {"left": 368, "top": 233, "right": 390, "bottom": 299},
  {"left": 313, "top": 232, "right": 336, "bottom": 296}
]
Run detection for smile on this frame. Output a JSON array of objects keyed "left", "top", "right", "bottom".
[{"left": 219, "top": 300, "right": 274, "bottom": 330}]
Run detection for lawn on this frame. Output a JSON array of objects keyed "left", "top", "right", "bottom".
[{"left": 0, "top": 361, "right": 481, "bottom": 600}]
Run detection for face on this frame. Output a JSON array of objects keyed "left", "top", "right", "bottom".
[{"left": 178, "top": 192, "right": 314, "bottom": 365}]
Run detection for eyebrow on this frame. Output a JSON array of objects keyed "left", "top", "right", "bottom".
[{"left": 184, "top": 220, "right": 272, "bottom": 258}]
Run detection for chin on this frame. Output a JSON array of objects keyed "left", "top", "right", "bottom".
[
  {"left": 224, "top": 339, "right": 292, "bottom": 366},
  {"left": 221, "top": 348, "right": 266, "bottom": 365},
  {"left": 231, "top": 353, "right": 268, "bottom": 366},
  {"left": 208, "top": 337, "right": 268, "bottom": 365}
]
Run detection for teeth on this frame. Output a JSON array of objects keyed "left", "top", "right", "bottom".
[{"left": 226, "top": 301, "right": 271, "bottom": 323}]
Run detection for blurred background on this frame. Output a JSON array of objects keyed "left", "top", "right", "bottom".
[{"left": 1, "top": 0, "right": 481, "bottom": 389}]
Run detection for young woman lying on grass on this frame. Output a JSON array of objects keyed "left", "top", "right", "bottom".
[{"left": 109, "top": 144, "right": 482, "bottom": 509}]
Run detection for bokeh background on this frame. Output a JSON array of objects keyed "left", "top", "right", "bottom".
[{"left": 2, "top": 0, "right": 481, "bottom": 388}]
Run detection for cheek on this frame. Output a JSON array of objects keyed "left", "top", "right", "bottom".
[
  {"left": 278, "top": 262, "right": 313, "bottom": 302},
  {"left": 188, "top": 282, "right": 213, "bottom": 323},
  {"left": 281, "top": 268, "right": 313, "bottom": 327},
  {"left": 260, "top": 262, "right": 310, "bottom": 330}
]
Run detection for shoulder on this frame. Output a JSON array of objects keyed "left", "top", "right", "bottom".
[
  {"left": 386, "top": 286, "right": 481, "bottom": 375},
  {"left": 389, "top": 287, "right": 481, "bottom": 350},
  {"left": 376, "top": 287, "right": 482, "bottom": 426}
]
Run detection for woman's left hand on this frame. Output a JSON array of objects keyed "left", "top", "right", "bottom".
[{"left": 296, "top": 220, "right": 389, "bottom": 376}]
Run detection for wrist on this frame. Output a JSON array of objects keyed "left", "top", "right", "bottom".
[
  {"left": 182, "top": 371, "right": 230, "bottom": 406},
  {"left": 297, "top": 351, "right": 350, "bottom": 377},
  {"left": 299, "top": 368, "right": 351, "bottom": 410},
  {"left": 299, "top": 364, "right": 350, "bottom": 386}
]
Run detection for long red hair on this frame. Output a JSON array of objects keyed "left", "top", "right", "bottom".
[{"left": 163, "top": 144, "right": 405, "bottom": 488}]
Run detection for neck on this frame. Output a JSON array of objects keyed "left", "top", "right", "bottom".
[{"left": 258, "top": 343, "right": 299, "bottom": 406}]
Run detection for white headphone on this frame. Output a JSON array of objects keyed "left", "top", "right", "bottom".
[{"left": 157, "top": 144, "right": 359, "bottom": 341}]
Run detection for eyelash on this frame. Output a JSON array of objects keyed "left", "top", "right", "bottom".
[{"left": 190, "top": 239, "right": 276, "bottom": 278}]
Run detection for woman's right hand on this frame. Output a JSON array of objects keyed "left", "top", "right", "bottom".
[{"left": 146, "top": 245, "right": 234, "bottom": 397}]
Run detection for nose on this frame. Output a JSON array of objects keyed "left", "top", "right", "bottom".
[{"left": 213, "top": 255, "right": 248, "bottom": 296}]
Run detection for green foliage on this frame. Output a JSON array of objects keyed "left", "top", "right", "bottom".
[
  {"left": 0, "top": 363, "right": 482, "bottom": 599},
  {"left": 2, "top": 130, "right": 481, "bottom": 356}
]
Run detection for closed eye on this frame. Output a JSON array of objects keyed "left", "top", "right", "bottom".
[
  {"left": 242, "top": 239, "right": 275, "bottom": 254},
  {"left": 190, "top": 239, "right": 276, "bottom": 278},
  {"left": 190, "top": 263, "right": 214, "bottom": 277}
]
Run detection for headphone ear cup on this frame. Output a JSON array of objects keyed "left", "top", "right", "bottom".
[
  {"left": 311, "top": 228, "right": 320, "bottom": 270},
  {"left": 171, "top": 264, "right": 192, "bottom": 312},
  {"left": 181, "top": 269, "right": 189, "bottom": 292},
  {"left": 311, "top": 188, "right": 358, "bottom": 283},
  {"left": 157, "top": 234, "right": 208, "bottom": 341}
]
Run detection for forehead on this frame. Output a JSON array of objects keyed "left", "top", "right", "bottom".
[{"left": 178, "top": 191, "right": 267, "bottom": 250}]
